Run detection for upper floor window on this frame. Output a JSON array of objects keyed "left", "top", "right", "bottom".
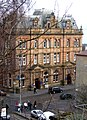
[
  {"left": 74, "top": 39, "right": 79, "bottom": 47},
  {"left": 43, "top": 39, "right": 47, "bottom": 48},
  {"left": 66, "top": 52, "right": 69, "bottom": 62},
  {"left": 34, "top": 40, "right": 38, "bottom": 48},
  {"left": 54, "top": 53, "right": 60, "bottom": 63},
  {"left": 19, "top": 54, "right": 26, "bottom": 66},
  {"left": 19, "top": 40, "right": 22, "bottom": 49},
  {"left": 54, "top": 53, "right": 56, "bottom": 63},
  {"left": 74, "top": 52, "right": 76, "bottom": 61},
  {"left": 22, "top": 55, "right": 26, "bottom": 65},
  {"left": 54, "top": 39, "right": 57, "bottom": 48},
  {"left": 34, "top": 54, "right": 37, "bottom": 64},
  {"left": 43, "top": 54, "right": 46, "bottom": 64},
  {"left": 43, "top": 53, "right": 50, "bottom": 64},
  {"left": 48, "top": 39, "right": 51, "bottom": 48},
  {"left": 18, "top": 40, "right": 26, "bottom": 49},
  {"left": 57, "top": 53, "right": 60, "bottom": 62},
  {"left": 57, "top": 39, "right": 60, "bottom": 48},
  {"left": 66, "top": 39, "right": 70, "bottom": 47},
  {"left": 48, "top": 22, "right": 51, "bottom": 28}
]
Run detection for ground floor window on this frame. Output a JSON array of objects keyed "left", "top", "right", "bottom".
[
  {"left": 53, "top": 70, "right": 59, "bottom": 82},
  {"left": 43, "top": 71, "right": 49, "bottom": 84}
]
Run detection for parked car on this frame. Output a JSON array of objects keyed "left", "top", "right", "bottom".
[
  {"left": 38, "top": 111, "right": 56, "bottom": 120},
  {"left": 60, "top": 93, "right": 74, "bottom": 100},
  {"left": 0, "top": 90, "right": 6, "bottom": 96},
  {"left": 31, "top": 109, "right": 43, "bottom": 118},
  {"left": 48, "top": 86, "right": 63, "bottom": 94}
]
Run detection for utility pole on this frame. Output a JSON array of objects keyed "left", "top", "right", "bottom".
[{"left": 29, "top": 27, "right": 32, "bottom": 90}]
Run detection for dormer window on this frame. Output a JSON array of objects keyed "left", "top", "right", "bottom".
[
  {"left": 48, "top": 22, "right": 51, "bottom": 28},
  {"left": 74, "top": 39, "right": 79, "bottom": 47}
]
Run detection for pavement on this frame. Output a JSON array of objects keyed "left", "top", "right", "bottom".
[
  {"left": 6, "top": 84, "right": 75, "bottom": 119},
  {"left": 7, "top": 84, "right": 75, "bottom": 99}
]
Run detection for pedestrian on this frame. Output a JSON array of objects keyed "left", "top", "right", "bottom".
[
  {"left": 33, "top": 101, "right": 37, "bottom": 109},
  {"left": 34, "top": 86, "right": 37, "bottom": 94},
  {"left": 28, "top": 100, "right": 32, "bottom": 111},
  {"left": 24, "top": 102, "right": 28, "bottom": 110}
]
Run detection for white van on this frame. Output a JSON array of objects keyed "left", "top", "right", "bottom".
[
  {"left": 38, "top": 111, "right": 56, "bottom": 120},
  {"left": 0, "top": 108, "right": 10, "bottom": 120}
]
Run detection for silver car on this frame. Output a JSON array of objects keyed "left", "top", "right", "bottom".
[{"left": 31, "top": 109, "right": 43, "bottom": 118}]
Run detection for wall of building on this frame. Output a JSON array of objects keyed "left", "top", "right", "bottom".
[{"left": 76, "top": 55, "right": 87, "bottom": 88}]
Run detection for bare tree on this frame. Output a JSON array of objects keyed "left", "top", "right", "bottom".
[{"left": 0, "top": 0, "right": 34, "bottom": 87}]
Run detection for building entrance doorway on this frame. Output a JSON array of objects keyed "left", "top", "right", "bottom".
[
  {"left": 35, "top": 78, "right": 40, "bottom": 89},
  {"left": 67, "top": 73, "right": 72, "bottom": 84}
]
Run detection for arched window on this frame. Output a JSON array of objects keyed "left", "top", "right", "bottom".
[
  {"left": 57, "top": 39, "right": 60, "bottom": 48},
  {"left": 74, "top": 39, "right": 79, "bottom": 47},
  {"left": 43, "top": 71, "right": 49, "bottom": 84},
  {"left": 43, "top": 39, "right": 47, "bottom": 48},
  {"left": 48, "top": 39, "right": 51, "bottom": 48},
  {"left": 18, "top": 40, "right": 26, "bottom": 49},
  {"left": 34, "top": 54, "right": 38, "bottom": 64},
  {"left": 54, "top": 39, "right": 57, "bottom": 47},
  {"left": 53, "top": 70, "right": 59, "bottom": 82},
  {"left": 34, "top": 40, "right": 38, "bottom": 48}
]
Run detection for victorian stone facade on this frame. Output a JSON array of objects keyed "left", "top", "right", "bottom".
[{"left": 0, "top": 9, "right": 83, "bottom": 91}]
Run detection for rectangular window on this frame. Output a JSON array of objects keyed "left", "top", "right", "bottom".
[
  {"left": 58, "top": 40, "right": 60, "bottom": 48},
  {"left": 23, "top": 55, "right": 26, "bottom": 65},
  {"left": 54, "top": 53, "right": 56, "bottom": 63},
  {"left": 22, "top": 42, "right": 26, "bottom": 49},
  {"left": 66, "top": 39, "right": 70, "bottom": 47},
  {"left": 57, "top": 53, "right": 60, "bottom": 62},
  {"left": 43, "top": 40, "right": 47, "bottom": 48},
  {"left": 34, "top": 40, "right": 37, "bottom": 48},
  {"left": 43, "top": 54, "right": 50, "bottom": 64},
  {"left": 66, "top": 53, "right": 69, "bottom": 62},
  {"left": 48, "top": 40, "right": 51, "bottom": 48},
  {"left": 19, "top": 40, "right": 22, "bottom": 49},
  {"left": 34, "top": 54, "right": 37, "bottom": 64},
  {"left": 74, "top": 53, "right": 76, "bottom": 61},
  {"left": 19, "top": 40, "right": 26, "bottom": 49},
  {"left": 47, "top": 54, "right": 50, "bottom": 63},
  {"left": 19, "top": 54, "right": 26, "bottom": 66},
  {"left": 43, "top": 54, "right": 46, "bottom": 64}
]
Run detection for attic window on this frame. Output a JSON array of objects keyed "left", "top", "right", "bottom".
[
  {"left": 73, "top": 22, "right": 75, "bottom": 25},
  {"left": 48, "top": 22, "right": 51, "bottom": 28}
]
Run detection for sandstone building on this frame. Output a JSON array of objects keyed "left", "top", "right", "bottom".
[{"left": 0, "top": 9, "right": 83, "bottom": 91}]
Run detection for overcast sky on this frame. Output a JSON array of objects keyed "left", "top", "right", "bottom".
[{"left": 30, "top": 0, "right": 87, "bottom": 44}]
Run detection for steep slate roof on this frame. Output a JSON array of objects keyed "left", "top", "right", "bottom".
[{"left": 17, "top": 8, "right": 79, "bottom": 29}]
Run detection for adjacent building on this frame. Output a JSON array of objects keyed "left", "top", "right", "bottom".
[{"left": 76, "top": 50, "right": 87, "bottom": 88}]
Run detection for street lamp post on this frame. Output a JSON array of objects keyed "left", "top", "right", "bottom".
[
  {"left": 29, "top": 27, "right": 32, "bottom": 90},
  {"left": 62, "top": 21, "right": 66, "bottom": 85},
  {"left": 19, "top": 54, "right": 22, "bottom": 113}
]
